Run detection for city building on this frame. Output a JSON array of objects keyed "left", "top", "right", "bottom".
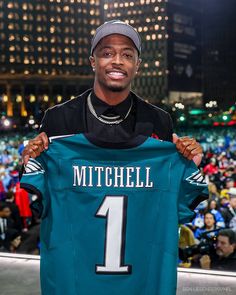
[
  {"left": 0, "top": 0, "right": 205, "bottom": 127},
  {"left": 202, "top": 0, "right": 236, "bottom": 109},
  {"left": 0, "top": 0, "right": 100, "bottom": 124}
]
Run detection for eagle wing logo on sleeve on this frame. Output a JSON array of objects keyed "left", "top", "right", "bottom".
[
  {"left": 24, "top": 158, "right": 45, "bottom": 175},
  {"left": 185, "top": 170, "right": 207, "bottom": 186}
]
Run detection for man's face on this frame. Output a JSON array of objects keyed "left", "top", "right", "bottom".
[
  {"left": 0, "top": 207, "right": 11, "bottom": 218},
  {"left": 230, "top": 197, "right": 236, "bottom": 209},
  {"left": 90, "top": 34, "right": 141, "bottom": 94},
  {"left": 216, "top": 235, "right": 235, "bottom": 257},
  {"left": 204, "top": 213, "right": 215, "bottom": 228},
  {"left": 226, "top": 181, "right": 234, "bottom": 189}
]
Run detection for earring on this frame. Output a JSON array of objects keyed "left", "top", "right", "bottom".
[{"left": 93, "top": 68, "right": 95, "bottom": 72}]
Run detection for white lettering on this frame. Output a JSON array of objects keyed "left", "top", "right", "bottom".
[
  {"left": 114, "top": 167, "right": 124, "bottom": 187},
  {"left": 145, "top": 167, "right": 153, "bottom": 187},
  {"left": 94, "top": 166, "right": 104, "bottom": 187},
  {"left": 105, "top": 167, "right": 112, "bottom": 187},
  {"left": 126, "top": 167, "right": 134, "bottom": 187},
  {"left": 136, "top": 167, "right": 144, "bottom": 187},
  {"left": 73, "top": 166, "right": 86, "bottom": 187}
]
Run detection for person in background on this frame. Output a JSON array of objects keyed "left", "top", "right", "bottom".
[
  {"left": 207, "top": 199, "right": 225, "bottom": 228},
  {"left": 203, "top": 158, "right": 218, "bottom": 176},
  {"left": 0, "top": 202, "right": 15, "bottom": 249},
  {"left": 222, "top": 188, "right": 236, "bottom": 227},
  {"left": 194, "top": 211, "right": 219, "bottom": 241},
  {"left": 208, "top": 182, "right": 220, "bottom": 201},
  {"left": 199, "top": 229, "right": 236, "bottom": 271},
  {"left": 5, "top": 190, "right": 22, "bottom": 232}
]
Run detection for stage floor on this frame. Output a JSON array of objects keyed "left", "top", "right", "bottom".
[{"left": 0, "top": 254, "right": 235, "bottom": 295}]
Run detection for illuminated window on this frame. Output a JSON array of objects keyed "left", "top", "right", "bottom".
[
  {"left": 23, "top": 35, "right": 30, "bottom": 42},
  {"left": 7, "top": 3, "right": 14, "bottom": 9},
  {"left": 152, "top": 34, "right": 156, "bottom": 40},
  {"left": 63, "top": 6, "right": 70, "bottom": 12},
  {"left": 9, "top": 46, "right": 15, "bottom": 51},
  {"left": 23, "top": 46, "right": 29, "bottom": 52}
]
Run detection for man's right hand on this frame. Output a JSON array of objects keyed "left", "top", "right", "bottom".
[{"left": 22, "top": 132, "right": 49, "bottom": 165}]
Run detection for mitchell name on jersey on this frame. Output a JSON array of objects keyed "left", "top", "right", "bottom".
[{"left": 72, "top": 165, "right": 154, "bottom": 188}]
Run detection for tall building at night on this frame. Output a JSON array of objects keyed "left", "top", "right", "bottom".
[
  {"left": 103, "top": 0, "right": 203, "bottom": 107},
  {"left": 0, "top": 0, "right": 204, "bottom": 125},
  {"left": 0, "top": 0, "right": 100, "bottom": 122},
  {"left": 202, "top": 0, "right": 236, "bottom": 109}
]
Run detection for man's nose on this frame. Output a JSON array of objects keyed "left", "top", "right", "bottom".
[{"left": 112, "top": 54, "right": 123, "bottom": 65}]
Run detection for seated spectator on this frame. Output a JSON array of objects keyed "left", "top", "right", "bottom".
[
  {"left": 0, "top": 202, "right": 15, "bottom": 249},
  {"left": 199, "top": 229, "right": 236, "bottom": 271},
  {"left": 203, "top": 158, "right": 218, "bottom": 175},
  {"left": 207, "top": 199, "right": 225, "bottom": 228},
  {"left": 194, "top": 212, "right": 219, "bottom": 240},
  {"left": 192, "top": 200, "right": 208, "bottom": 230},
  {"left": 229, "top": 216, "right": 236, "bottom": 232},
  {"left": 5, "top": 190, "right": 22, "bottom": 232},
  {"left": 222, "top": 188, "right": 236, "bottom": 227},
  {"left": 208, "top": 182, "right": 220, "bottom": 201}
]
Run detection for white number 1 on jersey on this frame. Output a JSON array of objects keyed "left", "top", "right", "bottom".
[{"left": 95, "top": 196, "right": 132, "bottom": 274}]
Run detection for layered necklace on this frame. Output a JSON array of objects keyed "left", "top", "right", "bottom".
[{"left": 87, "top": 92, "right": 133, "bottom": 125}]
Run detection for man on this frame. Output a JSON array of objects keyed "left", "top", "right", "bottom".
[
  {"left": 222, "top": 187, "right": 236, "bottom": 227},
  {"left": 200, "top": 229, "right": 236, "bottom": 271},
  {"left": 0, "top": 202, "right": 15, "bottom": 249},
  {"left": 22, "top": 20, "right": 203, "bottom": 165},
  {"left": 20, "top": 21, "right": 207, "bottom": 295}
]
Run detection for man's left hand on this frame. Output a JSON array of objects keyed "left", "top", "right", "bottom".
[{"left": 172, "top": 133, "right": 203, "bottom": 166}]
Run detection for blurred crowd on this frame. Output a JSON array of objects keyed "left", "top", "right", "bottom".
[
  {"left": 0, "top": 133, "right": 40, "bottom": 254},
  {"left": 0, "top": 128, "right": 236, "bottom": 271},
  {"left": 178, "top": 127, "right": 236, "bottom": 271}
]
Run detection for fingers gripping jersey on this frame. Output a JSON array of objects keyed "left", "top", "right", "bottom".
[{"left": 20, "top": 134, "right": 208, "bottom": 295}]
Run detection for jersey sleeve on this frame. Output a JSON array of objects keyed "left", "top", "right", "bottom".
[
  {"left": 20, "top": 157, "right": 47, "bottom": 217},
  {"left": 178, "top": 160, "right": 209, "bottom": 224}
]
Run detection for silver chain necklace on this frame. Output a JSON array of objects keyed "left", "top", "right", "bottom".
[{"left": 87, "top": 92, "right": 133, "bottom": 125}]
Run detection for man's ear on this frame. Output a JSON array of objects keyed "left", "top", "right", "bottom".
[
  {"left": 89, "top": 55, "right": 95, "bottom": 69},
  {"left": 136, "top": 58, "right": 142, "bottom": 73}
]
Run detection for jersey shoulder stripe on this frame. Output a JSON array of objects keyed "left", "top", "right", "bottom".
[{"left": 24, "top": 158, "right": 45, "bottom": 175}]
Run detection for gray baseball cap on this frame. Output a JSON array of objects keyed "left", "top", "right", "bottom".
[{"left": 91, "top": 20, "right": 141, "bottom": 56}]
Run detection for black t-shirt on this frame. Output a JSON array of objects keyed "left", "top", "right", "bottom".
[
  {"left": 86, "top": 91, "right": 136, "bottom": 143},
  {"left": 211, "top": 251, "right": 236, "bottom": 271}
]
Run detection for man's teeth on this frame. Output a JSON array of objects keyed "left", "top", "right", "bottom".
[{"left": 108, "top": 72, "right": 125, "bottom": 76}]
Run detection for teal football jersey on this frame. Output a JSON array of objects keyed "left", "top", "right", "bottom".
[{"left": 20, "top": 134, "right": 208, "bottom": 295}]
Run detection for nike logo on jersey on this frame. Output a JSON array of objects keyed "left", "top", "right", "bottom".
[
  {"left": 185, "top": 170, "right": 207, "bottom": 186},
  {"left": 24, "top": 158, "right": 45, "bottom": 175}
]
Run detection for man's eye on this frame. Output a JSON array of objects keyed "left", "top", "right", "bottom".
[
  {"left": 103, "top": 52, "right": 112, "bottom": 57},
  {"left": 124, "top": 53, "right": 133, "bottom": 59}
]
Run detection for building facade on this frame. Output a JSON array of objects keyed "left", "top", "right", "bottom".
[
  {"left": 0, "top": 0, "right": 204, "bottom": 126},
  {"left": 0, "top": 0, "right": 100, "bottom": 122},
  {"left": 202, "top": 0, "right": 236, "bottom": 109}
]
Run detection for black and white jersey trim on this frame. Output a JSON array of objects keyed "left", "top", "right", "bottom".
[{"left": 24, "top": 158, "right": 45, "bottom": 175}]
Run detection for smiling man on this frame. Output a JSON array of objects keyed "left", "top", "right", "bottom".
[
  {"left": 22, "top": 20, "right": 203, "bottom": 163},
  {"left": 20, "top": 20, "right": 207, "bottom": 295}
]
